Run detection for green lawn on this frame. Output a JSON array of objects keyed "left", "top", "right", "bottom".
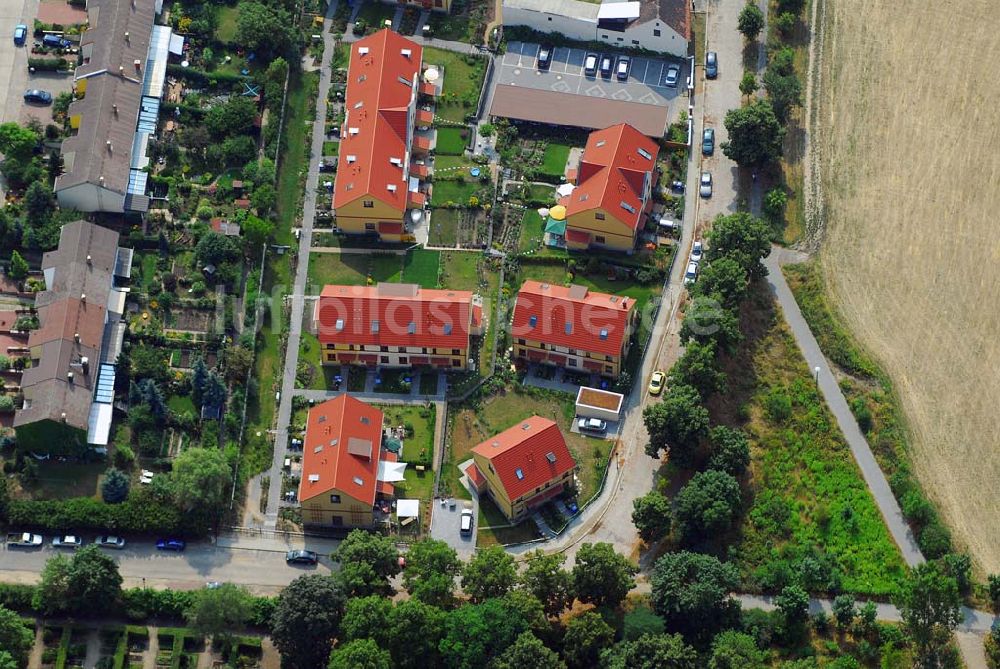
[
  {"left": 438, "top": 251, "right": 480, "bottom": 292},
  {"left": 215, "top": 6, "right": 239, "bottom": 43},
  {"left": 276, "top": 70, "right": 320, "bottom": 242},
  {"left": 431, "top": 180, "right": 478, "bottom": 206},
  {"left": 541, "top": 143, "right": 571, "bottom": 177},
  {"left": 299, "top": 331, "right": 340, "bottom": 390},
  {"left": 435, "top": 127, "right": 468, "bottom": 155},
  {"left": 26, "top": 462, "right": 105, "bottom": 499},
  {"left": 167, "top": 394, "right": 196, "bottom": 416},
  {"left": 322, "top": 141, "right": 339, "bottom": 157},
  {"left": 381, "top": 405, "right": 436, "bottom": 527},
  {"left": 423, "top": 47, "right": 486, "bottom": 123},
  {"left": 307, "top": 254, "right": 402, "bottom": 292},
  {"left": 518, "top": 209, "right": 544, "bottom": 253},
  {"left": 136, "top": 252, "right": 159, "bottom": 292},
  {"left": 434, "top": 155, "right": 476, "bottom": 172},
  {"left": 428, "top": 209, "right": 461, "bottom": 247},
  {"left": 401, "top": 249, "right": 440, "bottom": 288}
]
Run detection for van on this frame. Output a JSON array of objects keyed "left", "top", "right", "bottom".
[
  {"left": 460, "top": 505, "right": 474, "bottom": 535},
  {"left": 599, "top": 55, "right": 613, "bottom": 78},
  {"left": 584, "top": 53, "right": 598, "bottom": 76},
  {"left": 616, "top": 55, "right": 631, "bottom": 80},
  {"left": 42, "top": 34, "right": 70, "bottom": 49}
]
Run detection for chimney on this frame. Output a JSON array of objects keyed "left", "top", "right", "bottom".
[
  {"left": 81, "top": 357, "right": 90, "bottom": 375},
  {"left": 106, "top": 140, "right": 112, "bottom": 153},
  {"left": 134, "top": 59, "right": 141, "bottom": 71},
  {"left": 119, "top": 65, "right": 124, "bottom": 74},
  {"left": 74, "top": 332, "right": 80, "bottom": 342},
  {"left": 112, "top": 104, "right": 118, "bottom": 116},
  {"left": 61, "top": 412, "right": 67, "bottom": 421},
  {"left": 124, "top": 31, "right": 129, "bottom": 41},
  {"left": 99, "top": 176, "right": 104, "bottom": 185},
  {"left": 86, "top": 254, "right": 92, "bottom": 264},
  {"left": 80, "top": 293, "right": 86, "bottom": 302},
  {"left": 67, "top": 371, "right": 74, "bottom": 382}
]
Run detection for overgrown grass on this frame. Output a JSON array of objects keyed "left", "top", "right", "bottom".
[
  {"left": 435, "top": 127, "right": 468, "bottom": 155},
  {"left": 215, "top": 6, "right": 240, "bottom": 43},
  {"left": 276, "top": 70, "right": 320, "bottom": 240},
  {"left": 354, "top": 2, "right": 396, "bottom": 30},
  {"left": 721, "top": 292, "right": 906, "bottom": 596}
]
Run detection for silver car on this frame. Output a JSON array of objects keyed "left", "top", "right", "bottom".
[
  {"left": 94, "top": 535, "right": 126, "bottom": 549},
  {"left": 52, "top": 535, "right": 82, "bottom": 549},
  {"left": 578, "top": 417, "right": 607, "bottom": 434},
  {"left": 664, "top": 64, "right": 681, "bottom": 87},
  {"left": 699, "top": 171, "right": 712, "bottom": 198},
  {"left": 684, "top": 262, "right": 699, "bottom": 286}
]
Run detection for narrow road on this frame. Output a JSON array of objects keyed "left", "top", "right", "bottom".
[{"left": 255, "top": 0, "right": 340, "bottom": 528}]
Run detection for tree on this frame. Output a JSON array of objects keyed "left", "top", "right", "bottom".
[
  {"left": 770, "top": 47, "right": 796, "bottom": 76},
  {"left": 185, "top": 583, "right": 252, "bottom": 640},
  {"left": 205, "top": 96, "right": 259, "bottom": 139},
  {"left": 693, "top": 257, "right": 750, "bottom": 308},
  {"left": 334, "top": 529, "right": 400, "bottom": 597},
  {"left": 387, "top": 600, "right": 447, "bottom": 669},
  {"left": 128, "top": 344, "right": 169, "bottom": 381},
  {"left": 988, "top": 573, "right": 1000, "bottom": 611},
  {"left": 439, "top": 598, "right": 530, "bottom": 669},
  {"left": 674, "top": 470, "right": 742, "bottom": 542},
  {"left": 493, "top": 632, "right": 566, "bottom": 669},
  {"left": 707, "top": 426, "right": 751, "bottom": 476},
  {"left": 562, "top": 611, "right": 615, "bottom": 669},
  {"left": 775, "top": 11, "right": 796, "bottom": 35},
  {"left": 328, "top": 639, "right": 392, "bottom": 669},
  {"left": 402, "top": 538, "right": 460, "bottom": 607},
  {"left": 737, "top": 2, "right": 765, "bottom": 40},
  {"left": 462, "top": 545, "right": 516, "bottom": 603},
  {"left": 236, "top": 2, "right": 298, "bottom": 59},
  {"left": 195, "top": 231, "right": 242, "bottom": 268},
  {"left": 832, "top": 593, "right": 856, "bottom": 630},
  {"left": 251, "top": 183, "right": 277, "bottom": 214},
  {"left": 34, "top": 553, "right": 72, "bottom": 614},
  {"left": 650, "top": 551, "right": 740, "bottom": 645},
  {"left": 180, "top": 125, "right": 211, "bottom": 156},
  {"left": 170, "top": 447, "right": 230, "bottom": 516},
  {"left": 340, "top": 596, "right": 392, "bottom": 647},
  {"left": 706, "top": 212, "right": 773, "bottom": 281},
  {"left": 941, "top": 553, "right": 972, "bottom": 595},
  {"left": 520, "top": 549, "right": 573, "bottom": 616},
  {"left": 270, "top": 574, "right": 345, "bottom": 669},
  {"left": 709, "top": 631, "right": 766, "bottom": 669},
  {"left": 8, "top": 251, "right": 28, "bottom": 281},
  {"left": 739, "top": 71, "right": 758, "bottom": 100},
  {"left": 242, "top": 214, "right": 274, "bottom": 247},
  {"left": 854, "top": 601, "right": 878, "bottom": 640},
  {"left": 0, "top": 651, "right": 15, "bottom": 669},
  {"left": 601, "top": 633, "right": 698, "bottom": 669},
  {"left": 763, "top": 187, "right": 788, "bottom": 221},
  {"left": 24, "top": 181, "right": 55, "bottom": 222},
  {"left": 679, "top": 297, "right": 743, "bottom": 353},
  {"left": 0, "top": 122, "right": 38, "bottom": 162},
  {"left": 225, "top": 346, "right": 254, "bottom": 383},
  {"left": 101, "top": 467, "right": 130, "bottom": 503},
  {"left": 201, "top": 371, "right": 227, "bottom": 410},
  {"left": 775, "top": 585, "right": 810, "bottom": 639},
  {"left": 895, "top": 561, "right": 962, "bottom": 667},
  {"left": 721, "top": 99, "right": 785, "bottom": 166},
  {"left": 572, "top": 542, "right": 637, "bottom": 608},
  {"left": 221, "top": 135, "right": 258, "bottom": 166},
  {"left": 243, "top": 157, "right": 276, "bottom": 185},
  {"left": 632, "top": 490, "right": 672, "bottom": 543},
  {"left": 0, "top": 605, "right": 33, "bottom": 665},
  {"left": 668, "top": 340, "right": 727, "bottom": 398},
  {"left": 643, "top": 384, "right": 709, "bottom": 466},
  {"left": 192, "top": 357, "right": 208, "bottom": 407},
  {"left": 763, "top": 67, "right": 803, "bottom": 122},
  {"left": 36, "top": 546, "right": 124, "bottom": 614}
]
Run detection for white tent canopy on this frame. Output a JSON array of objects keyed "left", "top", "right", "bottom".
[
  {"left": 396, "top": 499, "right": 420, "bottom": 519},
  {"left": 556, "top": 183, "right": 575, "bottom": 197},
  {"left": 377, "top": 460, "right": 408, "bottom": 483}
]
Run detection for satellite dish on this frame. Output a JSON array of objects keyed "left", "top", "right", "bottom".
[{"left": 410, "top": 209, "right": 424, "bottom": 223}]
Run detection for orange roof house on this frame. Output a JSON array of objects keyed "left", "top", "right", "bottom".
[
  {"left": 564, "top": 123, "right": 658, "bottom": 252},
  {"left": 511, "top": 280, "right": 637, "bottom": 378},
  {"left": 333, "top": 30, "right": 424, "bottom": 242},
  {"left": 313, "top": 283, "right": 480, "bottom": 370},
  {"left": 298, "top": 395, "right": 391, "bottom": 528},
  {"left": 470, "top": 416, "right": 577, "bottom": 521}
]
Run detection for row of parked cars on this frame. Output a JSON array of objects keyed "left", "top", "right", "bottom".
[{"left": 537, "top": 46, "right": 685, "bottom": 88}]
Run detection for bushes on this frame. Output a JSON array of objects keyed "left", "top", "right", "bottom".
[
  {"left": 27, "top": 57, "right": 71, "bottom": 71},
  {"left": 5, "top": 489, "right": 193, "bottom": 537}
]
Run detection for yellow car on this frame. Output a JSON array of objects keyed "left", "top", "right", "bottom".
[{"left": 648, "top": 370, "right": 666, "bottom": 396}]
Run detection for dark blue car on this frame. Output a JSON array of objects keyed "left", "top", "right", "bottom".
[
  {"left": 156, "top": 538, "right": 186, "bottom": 552},
  {"left": 13, "top": 25, "right": 27, "bottom": 46}
]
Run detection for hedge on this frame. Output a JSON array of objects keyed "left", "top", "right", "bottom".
[
  {"left": 28, "top": 57, "right": 72, "bottom": 72},
  {"left": 165, "top": 64, "right": 248, "bottom": 87}
]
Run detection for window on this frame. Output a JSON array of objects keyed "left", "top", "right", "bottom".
[
  {"left": 435, "top": 0, "right": 442, "bottom": 5},
  {"left": 452, "top": 349, "right": 460, "bottom": 355},
  {"left": 348, "top": 344, "right": 355, "bottom": 351},
  {"left": 547, "top": 16, "right": 552, "bottom": 20},
  {"left": 564, "top": 322, "right": 572, "bottom": 335},
  {"left": 518, "top": 338, "right": 526, "bottom": 345},
  {"left": 326, "top": 343, "right": 335, "bottom": 350},
  {"left": 632, "top": 39, "right": 639, "bottom": 45},
  {"left": 568, "top": 359, "right": 577, "bottom": 367},
  {"left": 546, "top": 452, "right": 557, "bottom": 464},
  {"left": 330, "top": 515, "right": 343, "bottom": 526},
  {"left": 515, "top": 468, "right": 524, "bottom": 480},
  {"left": 599, "top": 328, "right": 608, "bottom": 340},
  {"left": 606, "top": 355, "right": 613, "bottom": 362},
  {"left": 372, "top": 321, "right": 380, "bottom": 333},
  {"left": 380, "top": 356, "right": 390, "bottom": 363},
  {"left": 529, "top": 315, "right": 537, "bottom": 327},
  {"left": 422, "top": 347, "right": 428, "bottom": 353},
  {"left": 399, "top": 357, "right": 407, "bottom": 364},
  {"left": 596, "top": 235, "right": 606, "bottom": 244},
  {"left": 595, "top": 212, "right": 605, "bottom": 220},
  {"left": 443, "top": 323, "right": 453, "bottom": 335},
  {"left": 452, "top": 359, "right": 461, "bottom": 367},
  {"left": 605, "top": 365, "right": 613, "bottom": 373},
  {"left": 380, "top": 345, "right": 389, "bottom": 352},
  {"left": 653, "top": 29, "right": 661, "bottom": 36},
  {"left": 617, "top": 37, "right": 623, "bottom": 42},
  {"left": 330, "top": 494, "right": 341, "bottom": 504},
  {"left": 398, "top": 346, "right": 406, "bottom": 352},
  {"left": 363, "top": 200, "right": 374, "bottom": 208}
]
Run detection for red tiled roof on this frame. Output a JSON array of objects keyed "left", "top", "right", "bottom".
[
  {"left": 567, "top": 124, "right": 657, "bottom": 231},
  {"left": 471, "top": 304, "right": 483, "bottom": 329},
  {"left": 316, "top": 283, "right": 473, "bottom": 350},
  {"left": 466, "top": 462, "right": 487, "bottom": 492},
  {"left": 410, "top": 163, "right": 430, "bottom": 178},
  {"left": 299, "top": 395, "right": 385, "bottom": 505},
  {"left": 333, "top": 30, "right": 422, "bottom": 213},
  {"left": 512, "top": 280, "right": 635, "bottom": 357},
  {"left": 0, "top": 311, "right": 19, "bottom": 333},
  {"left": 419, "top": 81, "right": 437, "bottom": 96},
  {"left": 416, "top": 109, "right": 434, "bottom": 125},
  {"left": 471, "top": 416, "right": 576, "bottom": 501},
  {"left": 234, "top": 199, "right": 251, "bottom": 209}
]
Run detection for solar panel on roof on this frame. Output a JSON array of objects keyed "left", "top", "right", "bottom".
[{"left": 93, "top": 364, "right": 116, "bottom": 404}]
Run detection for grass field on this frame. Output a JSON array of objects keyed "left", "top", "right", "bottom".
[
  {"left": 816, "top": 0, "right": 1000, "bottom": 573},
  {"left": 435, "top": 127, "right": 468, "bottom": 155},
  {"left": 540, "top": 143, "right": 571, "bottom": 177},
  {"left": 424, "top": 47, "right": 486, "bottom": 123},
  {"left": 401, "top": 249, "right": 440, "bottom": 288},
  {"left": 518, "top": 209, "right": 544, "bottom": 252},
  {"left": 721, "top": 296, "right": 906, "bottom": 596},
  {"left": 428, "top": 209, "right": 461, "bottom": 247},
  {"left": 307, "top": 254, "right": 401, "bottom": 291},
  {"left": 439, "top": 251, "right": 480, "bottom": 292},
  {"left": 431, "top": 179, "right": 478, "bottom": 206},
  {"left": 215, "top": 6, "right": 239, "bottom": 43}
]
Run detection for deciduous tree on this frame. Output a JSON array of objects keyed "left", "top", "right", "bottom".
[
  {"left": 764, "top": 67, "right": 803, "bottom": 122},
  {"left": 632, "top": 490, "right": 672, "bottom": 543},
  {"left": 679, "top": 297, "right": 743, "bottom": 353},
  {"left": 707, "top": 426, "right": 751, "bottom": 477},
  {"left": 562, "top": 611, "right": 615, "bottom": 669},
  {"left": 236, "top": 2, "right": 298, "bottom": 60},
  {"left": 571, "top": 542, "right": 636, "bottom": 608},
  {"left": 439, "top": 598, "right": 529, "bottom": 669},
  {"left": 8, "top": 251, "right": 28, "bottom": 281},
  {"left": 668, "top": 340, "right": 727, "bottom": 398},
  {"left": 170, "top": 448, "right": 230, "bottom": 515},
  {"left": 651, "top": 551, "right": 741, "bottom": 645},
  {"left": 709, "top": 630, "right": 766, "bottom": 669},
  {"left": 205, "top": 97, "right": 259, "bottom": 140},
  {"left": 185, "top": 583, "right": 252, "bottom": 641},
  {"left": 402, "top": 538, "right": 460, "bottom": 607},
  {"left": 643, "top": 384, "right": 710, "bottom": 466},
  {"left": 0, "top": 605, "right": 33, "bottom": 665},
  {"left": 895, "top": 561, "right": 962, "bottom": 667},
  {"left": 706, "top": 212, "right": 773, "bottom": 281},
  {"left": 721, "top": 99, "right": 785, "bottom": 166},
  {"left": 739, "top": 71, "right": 759, "bottom": 100},
  {"left": 270, "top": 575, "right": 345, "bottom": 669},
  {"left": 241, "top": 214, "right": 274, "bottom": 248},
  {"left": 520, "top": 549, "right": 573, "bottom": 616},
  {"left": 492, "top": 632, "right": 565, "bottom": 669},
  {"left": 328, "top": 638, "right": 392, "bottom": 669},
  {"left": 462, "top": 545, "right": 516, "bottom": 603},
  {"left": 387, "top": 599, "right": 447, "bottom": 669},
  {"left": 601, "top": 633, "right": 698, "bottom": 669},
  {"left": 693, "top": 257, "right": 750, "bottom": 307},
  {"left": 674, "top": 469, "right": 742, "bottom": 542},
  {"left": 334, "top": 529, "right": 401, "bottom": 597},
  {"left": 832, "top": 594, "right": 856, "bottom": 630},
  {"left": 737, "top": 2, "right": 765, "bottom": 40}
]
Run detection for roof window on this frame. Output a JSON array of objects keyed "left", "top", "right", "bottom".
[
  {"left": 353, "top": 100, "right": 363, "bottom": 109},
  {"left": 397, "top": 75, "right": 412, "bottom": 86},
  {"left": 308, "top": 474, "right": 320, "bottom": 482},
  {"left": 545, "top": 452, "right": 557, "bottom": 463},
  {"left": 599, "top": 328, "right": 608, "bottom": 340},
  {"left": 443, "top": 323, "right": 452, "bottom": 335},
  {"left": 401, "top": 48, "right": 412, "bottom": 57},
  {"left": 371, "top": 320, "right": 380, "bottom": 333},
  {"left": 564, "top": 322, "right": 573, "bottom": 335},
  {"left": 353, "top": 476, "right": 364, "bottom": 486},
  {"left": 387, "top": 184, "right": 397, "bottom": 192},
  {"left": 360, "top": 416, "right": 370, "bottom": 425},
  {"left": 390, "top": 157, "right": 403, "bottom": 166},
  {"left": 637, "top": 147, "right": 653, "bottom": 160},
  {"left": 318, "top": 415, "right": 327, "bottom": 423},
  {"left": 620, "top": 201, "right": 636, "bottom": 214},
  {"left": 408, "top": 321, "right": 416, "bottom": 334},
  {"left": 349, "top": 127, "right": 359, "bottom": 136},
  {"left": 358, "top": 46, "right": 369, "bottom": 56},
  {"left": 313, "top": 445, "right": 323, "bottom": 453},
  {"left": 335, "top": 318, "right": 344, "bottom": 331},
  {"left": 515, "top": 468, "right": 525, "bottom": 480},
  {"left": 347, "top": 155, "right": 357, "bottom": 164},
  {"left": 595, "top": 140, "right": 606, "bottom": 147},
  {"left": 529, "top": 315, "right": 537, "bottom": 327}
]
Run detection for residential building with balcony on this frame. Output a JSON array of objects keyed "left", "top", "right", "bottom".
[
  {"left": 312, "top": 283, "right": 483, "bottom": 370},
  {"left": 333, "top": 30, "right": 440, "bottom": 242},
  {"left": 467, "top": 415, "right": 577, "bottom": 522},
  {"left": 511, "top": 280, "right": 637, "bottom": 378}
]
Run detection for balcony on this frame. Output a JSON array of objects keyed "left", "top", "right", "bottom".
[{"left": 415, "top": 109, "right": 435, "bottom": 126}]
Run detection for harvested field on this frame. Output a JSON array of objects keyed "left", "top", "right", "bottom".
[{"left": 817, "top": 0, "right": 1000, "bottom": 571}]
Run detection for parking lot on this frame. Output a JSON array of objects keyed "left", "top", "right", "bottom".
[{"left": 499, "top": 41, "right": 686, "bottom": 108}]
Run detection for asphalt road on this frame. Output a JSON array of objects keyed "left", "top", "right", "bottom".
[{"left": 0, "top": 0, "right": 35, "bottom": 125}]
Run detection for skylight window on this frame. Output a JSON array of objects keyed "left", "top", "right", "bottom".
[
  {"left": 599, "top": 328, "right": 608, "bottom": 340},
  {"left": 515, "top": 468, "right": 525, "bottom": 480},
  {"left": 353, "top": 101, "right": 363, "bottom": 109},
  {"left": 529, "top": 315, "right": 538, "bottom": 328},
  {"left": 595, "top": 140, "right": 606, "bottom": 147},
  {"left": 408, "top": 321, "right": 416, "bottom": 334},
  {"left": 349, "top": 127, "right": 359, "bottom": 136},
  {"left": 335, "top": 318, "right": 344, "bottom": 331},
  {"left": 387, "top": 184, "right": 397, "bottom": 192},
  {"left": 358, "top": 46, "right": 369, "bottom": 56},
  {"left": 579, "top": 193, "right": 589, "bottom": 201},
  {"left": 564, "top": 322, "right": 572, "bottom": 335},
  {"left": 346, "top": 155, "right": 357, "bottom": 164},
  {"left": 360, "top": 416, "right": 370, "bottom": 425},
  {"left": 371, "top": 320, "right": 380, "bottom": 333},
  {"left": 353, "top": 476, "right": 364, "bottom": 486},
  {"left": 313, "top": 445, "right": 323, "bottom": 453},
  {"left": 620, "top": 201, "right": 636, "bottom": 214},
  {"left": 545, "top": 452, "right": 556, "bottom": 464},
  {"left": 397, "top": 75, "right": 412, "bottom": 86},
  {"left": 443, "top": 323, "right": 452, "bottom": 335},
  {"left": 637, "top": 147, "right": 652, "bottom": 160}
]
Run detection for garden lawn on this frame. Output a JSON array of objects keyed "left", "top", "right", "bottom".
[
  {"left": 434, "top": 155, "right": 475, "bottom": 172},
  {"left": 167, "top": 394, "right": 196, "bottom": 416},
  {"left": 275, "top": 71, "right": 319, "bottom": 243},
  {"left": 431, "top": 180, "right": 478, "bottom": 206},
  {"left": 428, "top": 10, "right": 476, "bottom": 43},
  {"left": 423, "top": 47, "right": 486, "bottom": 123},
  {"left": 382, "top": 404, "right": 436, "bottom": 527},
  {"left": 136, "top": 252, "right": 159, "bottom": 292},
  {"left": 434, "top": 127, "right": 468, "bottom": 155},
  {"left": 518, "top": 209, "right": 544, "bottom": 253},
  {"left": 541, "top": 143, "right": 571, "bottom": 177},
  {"left": 401, "top": 249, "right": 440, "bottom": 288},
  {"left": 307, "top": 253, "right": 402, "bottom": 292},
  {"left": 724, "top": 305, "right": 906, "bottom": 596},
  {"left": 299, "top": 331, "right": 339, "bottom": 390},
  {"left": 525, "top": 183, "right": 556, "bottom": 204},
  {"left": 215, "top": 6, "right": 239, "bottom": 43},
  {"left": 428, "top": 209, "right": 461, "bottom": 247},
  {"left": 438, "top": 251, "right": 480, "bottom": 292}
]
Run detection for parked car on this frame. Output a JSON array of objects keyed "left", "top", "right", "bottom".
[
  {"left": 578, "top": 417, "right": 607, "bottom": 434},
  {"left": 664, "top": 63, "right": 681, "bottom": 87},
  {"left": 285, "top": 549, "right": 319, "bottom": 565},
  {"left": 616, "top": 55, "right": 631, "bottom": 80},
  {"left": 23, "top": 89, "right": 52, "bottom": 105},
  {"left": 156, "top": 538, "right": 186, "bottom": 552},
  {"left": 648, "top": 370, "right": 666, "bottom": 395},
  {"left": 537, "top": 45, "right": 552, "bottom": 70},
  {"left": 599, "top": 55, "right": 613, "bottom": 78},
  {"left": 690, "top": 240, "right": 704, "bottom": 263},
  {"left": 706, "top": 51, "right": 718, "bottom": 79},
  {"left": 584, "top": 53, "right": 599, "bottom": 76},
  {"left": 684, "top": 262, "right": 699, "bottom": 286},
  {"left": 13, "top": 24, "right": 27, "bottom": 46},
  {"left": 699, "top": 171, "right": 713, "bottom": 198},
  {"left": 52, "top": 535, "right": 82, "bottom": 549},
  {"left": 5, "top": 532, "right": 42, "bottom": 548},
  {"left": 94, "top": 535, "right": 126, "bottom": 549},
  {"left": 460, "top": 505, "right": 474, "bottom": 535},
  {"left": 41, "top": 34, "right": 70, "bottom": 49},
  {"left": 702, "top": 127, "right": 715, "bottom": 155}
]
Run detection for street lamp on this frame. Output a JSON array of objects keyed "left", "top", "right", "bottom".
[{"left": 814, "top": 366, "right": 821, "bottom": 384}]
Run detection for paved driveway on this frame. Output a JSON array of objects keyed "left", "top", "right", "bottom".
[
  {"left": 0, "top": 0, "right": 41, "bottom": 126},
  {"left": 429, "top": 494, "right": 477, "bottom": 558},
  {"left": 500, "top": 41, "right": 686, "bottom": 108}
]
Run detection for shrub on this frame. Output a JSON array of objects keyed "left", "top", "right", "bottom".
[
  {"left": 775, "top": 11, "right": 796, "bottom": 36},
  {"left": 763, "top": 387, "right": 792, "bottom": 422},
  {"left": 918, "top": 522, "right": 952, "bottom": 559}
]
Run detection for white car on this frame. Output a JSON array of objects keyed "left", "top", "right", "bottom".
[
  {"left": 664, "top": 63, "right": 681, "bottom": 87},
  {"left": 684, "top": 262, "right": 699, "bottom": 286},
  {"left": 690, "top": 241, "right": 703, "bottom": 264},
  {"left": 94, "top": 535, "right": 126, "bottom": 549},
  {"left": 577, "top": 417, "right": 607, "bottom": 433},
  {"left": 52, "top": 535, "right": 82, "bottom": 549},
  {"left": 460, "top": 505, "right": 474, "bottom": 535},
  {"left": 699, "top": 172, "right": 712, "bottom": 198}
]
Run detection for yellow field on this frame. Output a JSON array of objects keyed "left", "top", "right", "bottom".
[{"left": 816, "top": 0, "right": 1000, "bottom": 572}]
